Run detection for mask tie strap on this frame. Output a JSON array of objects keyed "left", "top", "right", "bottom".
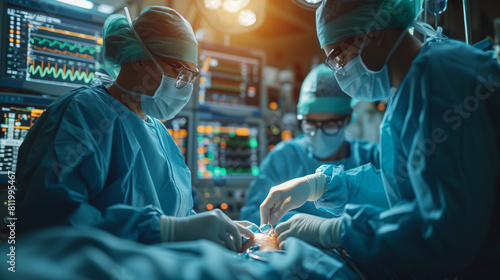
[{"left": 384, "top": 28, "right": 408, "bottom": 64}]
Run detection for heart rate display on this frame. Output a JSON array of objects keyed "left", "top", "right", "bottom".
[
  {"left": 3, "top": 4, "right": 103, "bottom": 90},
  {"left": 197, "top": 119, "right": 259, "bottom": 179},
  {"left": 30, "top": 36, "right": 101, "bottom": 57},
  {"left": 28, "top": 56, "right": 98, "bottom": 85},
  {"left": 0, "top": 93, "right": 55, "bottom": 180},
  {"left": 197, "top": 44, "right": 262, "bottom": 108},
  {"left": 162, "top": 116, "right": 189, "bottom": 163}
]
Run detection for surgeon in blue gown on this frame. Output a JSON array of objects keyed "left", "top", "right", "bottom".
[
  {"left": 260, "top": 0, "right": 500, "bottom": 279},
  {"left": 240, "top": 63, "right": 385, "bottom": 224},
  {"left": 16, "top": 6, "right": 252, "bottom": 252}
]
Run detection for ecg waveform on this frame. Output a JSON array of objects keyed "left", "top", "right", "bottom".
[
  {"left": 35, "top": 25, "right": 103, "bottom": 44},
  {"left": 30, "top": 37, "right": 102, "bottom": 55},
  {"left": 25, "top": 20, "right": 103, "bottom": 86},
  {"left": 4, "top": 5, "right": 105, "bottom": 90},
  {"left": 28, "top": 60, "right": 96, "bottom": 84}
]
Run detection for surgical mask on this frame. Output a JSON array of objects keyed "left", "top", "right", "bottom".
[
  {"left": 305, "top": 128, "right": 345, "bottom": 160},
  {"left": 115, "top": 8, "right": 193, "bottom": 120},
  {"left": 114, "top": 78, "right": 192, "bottom": 120},
  {"left": 335, "top": 29, "right": 407, "bottom": 102}
]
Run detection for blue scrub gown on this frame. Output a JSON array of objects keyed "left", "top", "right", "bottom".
[
  {"left": 316, "top": 39, "right": 500, "bottom": 278},
  {"left": 240, "top": 135, "right": 385, "bottom": 224},
  {"left": 16, "top": 85, "right": 194, "bottom": 244}
]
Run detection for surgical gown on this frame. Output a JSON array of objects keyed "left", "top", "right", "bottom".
[
  {"left": 16, "top": 85, "right": 195, "bottom": 244},
  {"left": 240, "top": 135, "right": 384, "bottom": 224},
  {"left": 316, "top": 39, "right": 500, "bottom": 278}
]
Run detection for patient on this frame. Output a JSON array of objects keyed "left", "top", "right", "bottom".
[
  {"left": 0, "top": 226, "right": 360, "bottom": 280},
  {"left": 240, "top": 227, "right": 279, "bottom": 252}
]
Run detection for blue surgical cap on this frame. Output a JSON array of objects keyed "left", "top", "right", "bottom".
[
  {"left": 316, "top": 0, "right": 424, "bottom": 48},
  {"left": 297, "top": 64, "right": 357, "bottom": 115},
  {"left": 103, "top": 6, "right": 198, "bottom": 78}
]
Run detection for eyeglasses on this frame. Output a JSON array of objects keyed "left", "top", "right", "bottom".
[
  {"left": 301, "top": 117, "right": 348, "bottom": 137},
  {"left": 161, "top": 58, "right": 200, "bottom": 89},
  {"left": 324, "top": 37, "right": 356, "bottom": 76}
]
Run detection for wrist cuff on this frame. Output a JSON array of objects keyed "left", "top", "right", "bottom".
[
  {"left": 306, "top": 172, "right": 327, "bottom": 201},
  {"left": 319, "top": 218, "right": 342, "bottom": 248},
  {"left": 159, "top": 215, "right": 175, "bottom": 242}
]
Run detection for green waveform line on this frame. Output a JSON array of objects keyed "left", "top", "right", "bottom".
[
  {"left": 29, "top": 64, "right": 95, "bottom": 83},
  {"left": 226, "top": 167, "right": 252, "bottom": 174},
  {"left": 30, "top": 37, "right": 102, "bottom": 54},
  {"left": 225, "top": 138, "right": 250, "bottom": 147}
]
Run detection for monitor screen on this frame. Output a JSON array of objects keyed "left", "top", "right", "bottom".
[
  {"left": 197, "top": 43, "right": 262, "bottom": 109},
  {"left": 197, "top": 118, "right": 260, "bottom": 180},
  {"left": 162, "top": 115, "right": 189, "bottom": 163},
  {"left": 0, "top": 92, "right": 55, "bottom": 185},
  {"left": 0, "top": 1, "right": 105, "bottom": 96}
]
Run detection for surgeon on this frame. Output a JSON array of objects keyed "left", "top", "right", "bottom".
[
  {"left": 16, "top": 6, "right": 252, "bottom": 252},
  {"left": 260, "top": 0, "right": 500, "bottom": 278},
  {"left": 240, "top": 63, "right": 385, "bottom": 225}
]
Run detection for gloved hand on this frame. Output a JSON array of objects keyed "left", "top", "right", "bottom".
[
  {"left": 160, "top": 209, "right": 254, "bottom": 252},
  {"left": 234, "top": 220, "right": 258, "bottom": 228},
  {"left": 260, "top": 173, "right": 327, "bottom": 225},
  {"left": 275, "top": 213, "right": 342, "bottom": 250}
]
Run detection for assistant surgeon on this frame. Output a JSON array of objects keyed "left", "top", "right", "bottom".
[
  {"left": 240, "top": 63, "right": 385, "bottom": 224},
  {"left": 260, "top": 0, "right": 500, "bottom": 278},
  {"left": 16, "top": 6, "right": 252, "bottom": 252}
]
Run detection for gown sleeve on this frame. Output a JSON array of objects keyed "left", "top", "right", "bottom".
[
  {"left": 336, "top": 44, "right": 500, "bottom": 271},
  {"left": 314, "top": 163, "right": 389, "bottom": 215},
  {"left": 17, "top": 90, "right": 163, "bottom": 244}
]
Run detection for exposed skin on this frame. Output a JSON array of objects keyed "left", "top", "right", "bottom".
[
  {"left": 106, "top": 57, "right": 197, "bottom": 120},
  {"left": 303, "top": 111, "right": 352, "bottom": 162},
  {"left": 323, "top": 28, "right": 423, "bottom": 88}
]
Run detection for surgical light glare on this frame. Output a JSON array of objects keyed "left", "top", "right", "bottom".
[
  {"left": 209, "top": 58, "right": 219, "bottom": 67},
  {"left": 238, "top": 9, "right": 256, "bottom": 27},
  {"left": 204, "top": 0, "right": 222, "bottom": 10},
  {"left": 97, "top": 4, "right": 114, "bottom": 14},
  {"left": 305, "top": 0, "right": 322, "bottom": 3},
  {"left": 57, "top": 0, "right": 94, "bottom": 9},
  {"left": 222, "top": 0, "right": 250, "bottom": 13}
]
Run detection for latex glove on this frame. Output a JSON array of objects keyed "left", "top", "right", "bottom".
[
  {"left": 234, "top": 220, "right": 258, "bottom": 228},
  {"left": 160, "top": 209, "right": 254, "bottom": 252},
  {"left": 260, "top": 173, "right": 326, "bottom": 225},
  {"left": 275, "top": 213, "right": 342, "bottom": 250}
]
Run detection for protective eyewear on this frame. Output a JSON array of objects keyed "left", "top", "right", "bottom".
[
  {"left": 324, "top": 37, "right": 356, "bottom": 76},
  {"left": 302, "top": 117, "right": 348, "bottom": 137},
  {"left": 162, "top": 58, "right": 200, "bottom": 89}
]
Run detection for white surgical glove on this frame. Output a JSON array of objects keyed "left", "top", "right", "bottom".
[
  {"left": 260, "top": 173, "right": 326, "bottom": 225},
  {"left": 234, "top": 220, "right": 259, "bottom": 228},
  {"left": 275, "top": 213, "right": 342, "bottom": 250},
  {"left": 160, "top": 209, "right": 254, "bottom": 252}
]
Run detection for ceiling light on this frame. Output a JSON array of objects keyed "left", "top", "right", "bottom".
[
  {"left": 237, "top": 9, "right": 256, "bottom": 27},
  {"left": 204, "top": 0, "right": 222, "bottom": 10},
  {"left": 97, "top": 3, "right": 114, "bottom": 14},
  {"left": 291, "top": 0, "right": 321, "bottom": 10},
  {"left": 57, "top": 0, "right": 94, "bottom": 10},
  {"left": 222, "top": 0, "right": 250, "bottom": 13},
  {"left": 195, "top": 0, "right": 266, "bottom": 34}
]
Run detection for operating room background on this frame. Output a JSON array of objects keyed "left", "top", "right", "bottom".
[
  {"left": 0, "top": 0, "right": 499, "bottom": 227},
  {"left": 98, "top": 0, "right": 500, "bottom": 144},
  {"left": 112, "top": 0, "right": 500, "bottom": 219}
]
